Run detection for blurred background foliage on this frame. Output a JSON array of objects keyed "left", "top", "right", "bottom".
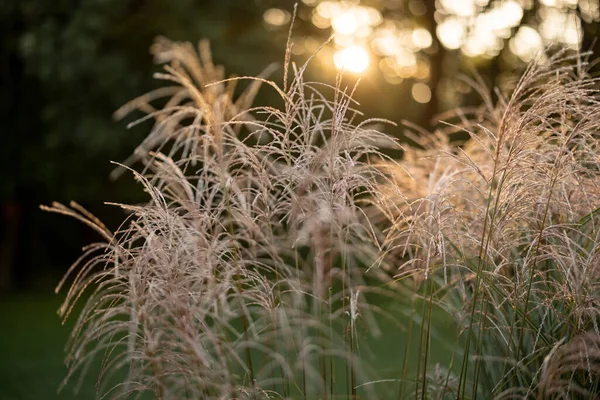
[
  {"left": 0, "top": 0, "right": 599, "bottom": 398},
  {"left": 0, "top": 0, "right": 282, "bottom": 291},
  {"left": 1, "top": 0, "right": 599, "bottom": 292}
]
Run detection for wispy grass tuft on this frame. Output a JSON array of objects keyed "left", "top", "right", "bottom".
[
  {"left": 44, "top": 36, "right": 600, "bottom": 399},
  {"left": 382, "top": 50, "right": 600, "bottom": 398},
  {"left": 44, "top": 36, "right": 397, "bottom": 399}
]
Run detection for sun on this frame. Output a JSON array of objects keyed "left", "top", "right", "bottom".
[{"left": 333, "top": 45, "right": 370, "bottom": 74}]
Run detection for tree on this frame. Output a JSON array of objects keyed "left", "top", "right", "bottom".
[
  {"left": 264, "top": 0, "right": 600, "bottom": 125},
  {"left": 0, "top": 0, "right": 286, "bottom": 291}
]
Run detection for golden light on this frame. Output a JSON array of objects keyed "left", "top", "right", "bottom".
[
  {"left": 499, "top": 1, "right": 524, "bottom": 27},
  {"left": 412, "top": 83, "right": 432, "bottom": 103},
  {"left": 316, "top": 1, "right": 339, "bottom": 18},
  {"left": 294, "top": 0, "right": 600, "bottom": 102},
  {"left": 365, "top": 7, "right": 383, "bottom": 25},
  {"left": 381, "top": 53, "right": 418, "bottom": 79},
  {"left": 371, "top": 26, "right": 401, "bottom": 56},
  {"left": 436, "top": 0, "right": 524, "bottom": 58},
  {"left": 540, "top": 0, "right": 578, "bottom": 6},
  {"left": 384, "top": 74, "right": 404, "bottom": 84},
  {"left": 331, "top": 12, "right": 359, "bottom": 35},
  {"left": 311, "top": 12, "right": 331, "bottom": 29},
  {"left": 328, "top": 4, "right": 382, "bottom": 37},
  {"left": 440, "top": 0, "right": 477, "bottom": 17},
  {"left": 334, "top": 34, "right": 356, "bottom": 47},
  {"left": 414, "top": 59, "right": 431, "bottom": 80},
  {"left": 509, "top": 26, "right": 545, "bottom": 62},
  {"left": 579, "top": 0, "right": 600, "bottom": 23},
  {"left": 305, "top": 1, "right": 434, "bottom": 79},
  {"left": 304, "top": 38, "right": 320, "bottom": 53},
  {"left": 263, "top": 8, "right": 291, "bottom": 27},
  {"left": 380, "top": 58, "right": 402, "bottom": 82},
  {"left": 395, "top": 49, "right": 417, "bottom": 67},
  {"left": 539, "top": 7, "right": 581, "bottom": 48},
  {"left": 334, "top": 45, "right": 370, "bottom": 73},
  {"left": 437, "top": 18, "right": 465, "bottom": 50},
  {"left": 412, "top": 28, "right": 433, "bottom": 49},
  {"left": 462, "top": 17, "right": 503, "bottom": 57},
  {"left": 562, "top": 21, "right": 582, "bottom": 46}
]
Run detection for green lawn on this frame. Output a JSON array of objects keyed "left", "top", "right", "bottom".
[
  {"left": 0, "top": 287, "right": 456, "bottom": 399},
  {"left": 0, "top": 290, "right": 101, "bottom": 400}
]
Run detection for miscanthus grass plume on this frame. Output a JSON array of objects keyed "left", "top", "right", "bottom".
[
  {"left": 43, "top": 35, "right": 396, "bottom": 399},
  {"left": 43, "top": 36, "right": 600, "bottom": 399},
  {"left": 383, "top": 50, "right": 600, "bottom": 398}
]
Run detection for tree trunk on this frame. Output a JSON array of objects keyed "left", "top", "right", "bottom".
[{"left": 423, "top": 0, "right": 445, "bottom": 129}]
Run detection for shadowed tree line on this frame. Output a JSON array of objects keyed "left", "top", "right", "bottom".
[
  {"left": 0, "top": 0, "right": 283, "bottom": 291},
  {"left": 1, "top": 0, "right": 599, "bottom": 292}
]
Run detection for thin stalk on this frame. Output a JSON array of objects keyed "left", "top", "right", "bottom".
[
  {"left": 440, "top": 327, "right": 461, "bottom": 399},
  {"left": 398, "top": 279, "right": 418, "bottom": 399},
  {"left": 147, "top": 349, "right": 165, "bottom": 400},
  {"left": 415, "top": 287, "right": 429, "bottom": 399},
  {"left": 240, "top": 311, "right": 255, "bottom": 382},
  {"left": 472, "top": 292, "right": 491, "bottom": 399},
  {"left": 495, "top": 280, "right": 519, "bottom": 394},
  {"left": 271, "top": 311, "right": 288, "bottom": 398},
  {"left": 329, "top": 224, "right": 336, "bottom": 399},
  {"left": 515, "top": 126, "right": 573, "bottom": 373},
  {"left": 329, "top": 286, "right": 335, "bottom": 400},
  {"left": 315, "top": 244, "right": 328, "bottom": 400},
  {"left": 456, "top": 160, "right": 500, "bottom": 398},
  {"left": 225, "top": 188, "right": 255, "bottom": 383},
  {"left": 296, "top": 248, "right": 307, "bottom": 400},
  {"left": 459, "top": 132, "right": 516, "bottom": 397},
  {"left": 420, "top": 277, "right": 435, "bottom": 400},
  {"left": 341, "top": 233, "right": 350, "bottom": 398},
  {"left": 321, "top": 318, "right": 328, "bottom": 400},
  {"left": 350, "top": 316, "right": 357, "bottom": 400}
]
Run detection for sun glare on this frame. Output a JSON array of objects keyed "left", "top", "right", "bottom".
[
  {"left": 412, "top": 82, "right": 432, "bottom": 103},
  {"left": 263, "top": 8, "right": 290, "bottom": 27},
  {"left": 333, "top": 45, "right": 370, "bottom": 73},
  {"left": 437, "top": 18, "right": 465, "bottom": 50},
  {"left": 440, "top": 0, "right": 477, "bottom": 17},
  {"left": 510, "top": 26, "right": 545, "bottom": 62},
  {"left": 300, "top": 0, "right": 590, "bottom": 85},
  {"left": 331, "top": 12, "right": 359, "bottom": 35},
  {"left": 437, "top": 0, "right": 524, "bottom": 56}
]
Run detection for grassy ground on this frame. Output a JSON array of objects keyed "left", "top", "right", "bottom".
[
  {"left": 0, "top": 285, "right": 455, "bottom": 399},
  {"left": 0, "top": 288, "right": 101, "bottom": 400}
]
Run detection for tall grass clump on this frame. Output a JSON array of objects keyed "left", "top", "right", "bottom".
[
  {"left": 44, "top": 33, "right": 600, "bottom": 399},
  {"left": 43, "top": 33, "right": 398, "bottom": 399},
  {"left": 383, "top": 50, "right": 600, "bottom": 398}
]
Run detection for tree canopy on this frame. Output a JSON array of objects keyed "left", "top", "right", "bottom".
[{"left": 1, "top": 0, "right": 598, "bottom": 289}]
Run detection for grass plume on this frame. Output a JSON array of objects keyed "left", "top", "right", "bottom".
[{"left": 44, "top": 38, "right": 600, "bottom": 399}]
